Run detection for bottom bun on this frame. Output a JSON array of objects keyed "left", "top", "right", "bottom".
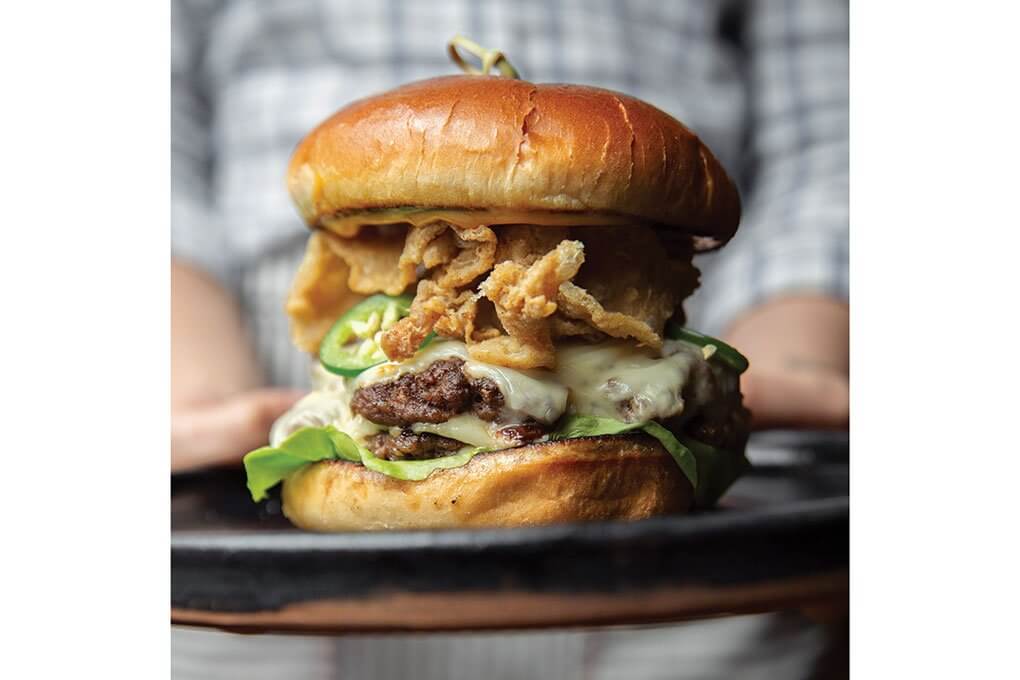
[{"left": 282, "top": 435, "right": 695, "bottom": 531}]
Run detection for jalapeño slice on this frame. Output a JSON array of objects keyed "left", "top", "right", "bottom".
[
  {"left": 319, "top": 294, "right": 414, "bottom": 377},
  {"left": 665, "top": 321, "right": 750, "bottom": 375}
]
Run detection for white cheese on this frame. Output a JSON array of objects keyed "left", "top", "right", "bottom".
[
  {"left": 269, "top": 363, "right": 381, "bottom": 446},
  {"left": 554, "top": 340, "right": 713, "bottom": 423},
  {"left": 411, "top": 414, "right": 504, "bottom": 449}
]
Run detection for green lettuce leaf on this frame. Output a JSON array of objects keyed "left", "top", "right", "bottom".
[
  {"left": 244, "top": 417, "right": 748, "bottom": 507},
  {"left": 678, "top": 434, "right": 751, "bottom": 507},
  {"left": 359, "top": 445, "right": 482, "bottom": 481},
  {"left": 243, "top": 425, "right": 483, "bottom": 501},
  {"left": 549, "top": 415, "right": 698, "bottom": 488},
  {"left": 244, "top": 427, "right": 358, "bottom": 501}
]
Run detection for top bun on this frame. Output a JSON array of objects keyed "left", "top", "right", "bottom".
[{"left": 288, "top": 76, "right": 741, "bottom": 249}]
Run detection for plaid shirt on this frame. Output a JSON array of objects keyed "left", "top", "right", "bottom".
[
  {"left": 173, "top": 0, "right": 848, "bottom": 391},
  {"left": 173, "top": 3, "right": 846, "bottom": 674}
]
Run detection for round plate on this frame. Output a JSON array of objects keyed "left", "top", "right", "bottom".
[{"left": 172, "top": 433, "right": 848, "bottom": 633}]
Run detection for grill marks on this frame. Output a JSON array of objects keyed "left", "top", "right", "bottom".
[{"left": 366, "top": 430, "right": 464, "bottom": 461}]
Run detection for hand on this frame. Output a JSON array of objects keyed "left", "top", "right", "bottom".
[
  {"left": 172, "top": 388, "right": 304, "bottom": 473},
  {"left": 724, "top": 295, "right": 849, "bottom": 431},
  {"left": 172, "top": 260, "right": 305, "bottom": 472}
]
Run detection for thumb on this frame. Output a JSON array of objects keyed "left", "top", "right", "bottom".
[
  {"left": 172, "top": 388, "right": 305, "bottom": 472},
  {"left": 741, "top": 367, "right": 849, "bottom": 431}
]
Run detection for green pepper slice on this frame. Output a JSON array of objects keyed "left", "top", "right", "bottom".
[
  {"left": 319, "top": 294, "right": 415, "bottom": 377},
  {"left": 665, "top": 321, "right": 750, "bottom": 375}
]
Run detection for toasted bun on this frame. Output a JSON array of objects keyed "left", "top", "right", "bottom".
[
  {"left": 288, "top": 76, "right": 740, "bottom": 249},
  {"left": 282, "top": 435, "right": 694, "bottom": 531}
]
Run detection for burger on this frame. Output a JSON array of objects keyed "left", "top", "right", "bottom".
[{"left": 243, "top": 65, "right": 751, "bottom": 531}]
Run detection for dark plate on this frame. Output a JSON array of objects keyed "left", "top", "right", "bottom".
[{"left": 172, "top": 432, "right": 848, "bottom": 633}]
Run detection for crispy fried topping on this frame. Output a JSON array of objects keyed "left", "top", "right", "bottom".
[
  {"left": 572, "top": 226, "right": 699, "bottom": 332},
  {"left": 289, "top": 220, "right": 699, "bottom": 369},
  {"left": 320, "top": 226, "right": 410, "bottom": 295},
  {"left": 286, "top": 231, "right": 364, "bottom": 353},
  {"left": 472, "top": 239, "right": 585, "bottom": 368},
  {"left": 435, "top": 224, "right": 498, "bottom": 288}
]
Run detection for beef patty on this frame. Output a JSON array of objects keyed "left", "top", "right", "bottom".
[
  {"left": 680, "top": 403, "right": 751, "bottom": 451},
  {"left": 366, "top": 430, "right": 464, "bottom": 460},
  {"left": 351, "top": 358, "right": 505, "bottom": 426},
  {"left": 366, "top": 423, "right": 549, "bottom": 461}
]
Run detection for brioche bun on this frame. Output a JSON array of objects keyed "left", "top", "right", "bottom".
[
  {"left": 282, "top": 435, "right": 695, "bottom": 531},
  {"left": 287, "top": 76, "right": 740, "bottom": 249}
]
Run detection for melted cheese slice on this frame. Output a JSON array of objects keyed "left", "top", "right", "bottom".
[
  {"left": 554, "top": 340, "right": 716, "bottom": 423},
  {"left": 411, "top": 414, "right": 504, "bottom": 449}
]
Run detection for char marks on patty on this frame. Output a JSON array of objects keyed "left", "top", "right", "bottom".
[
  {"left": 351, "top": 358, "right": 504, "bottom": 426},
  {"left": 496, "top": 421, "right": 548, "bottom": 446},
  {"left": 366, "top": 430, "right": 464, "bottom": 460},
  {"left": 366, "top": 423, "right": 549, "bottom": 461}
]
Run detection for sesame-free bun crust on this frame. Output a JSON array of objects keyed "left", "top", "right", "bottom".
[
  {"left": 282, "top": 435, "right": 695, "bottom": 531},
  {"left": 288, "top": 76, "right": 741, "bottom": 249}
]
